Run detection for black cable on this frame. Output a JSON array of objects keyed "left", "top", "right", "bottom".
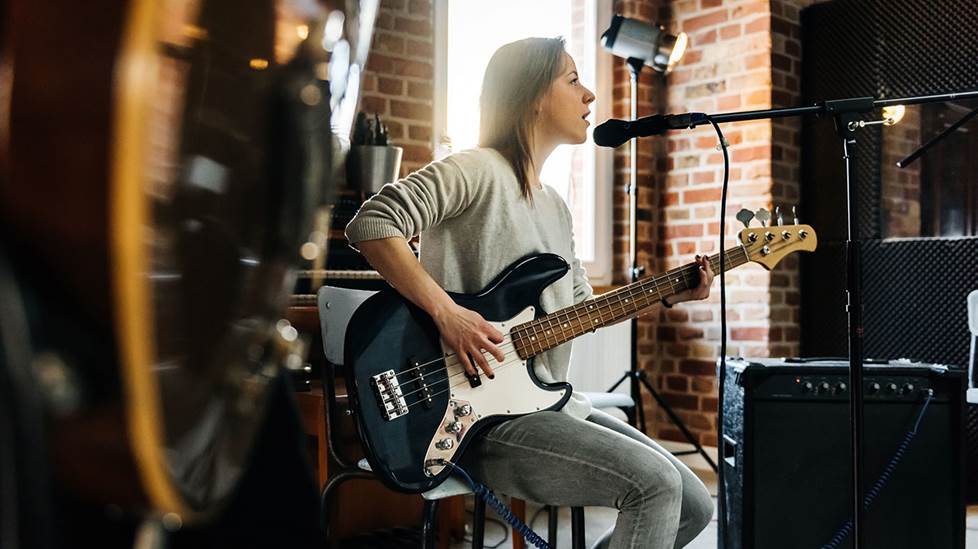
[
  {"left": 821, "top": 391, "right": 935, "bottom": 549},
  {"left": 703, "top": 115, "right": 731, "bottom": 544},
  {"left": 446, "top": 461, "right": 550, "bottom": 549}
]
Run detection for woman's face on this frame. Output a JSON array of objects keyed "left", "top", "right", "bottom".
[{"left": 537, "top": 52, "right": 596, "bottom": 146}]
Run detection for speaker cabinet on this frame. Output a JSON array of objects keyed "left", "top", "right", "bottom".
[{"left": 720, "top": 358, "right": 965, "bottom": 549}]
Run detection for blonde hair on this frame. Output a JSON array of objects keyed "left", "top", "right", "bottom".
[{"left": 478, "top": 37, "right": 566, "bottom": 200}]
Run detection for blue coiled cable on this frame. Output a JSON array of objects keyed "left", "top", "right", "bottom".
[
  {"left": 820, "top": 390, "right": 934, "bottom": 549},
  {"left": 444, "top": 461, "right": 551, "bottom": 549}
]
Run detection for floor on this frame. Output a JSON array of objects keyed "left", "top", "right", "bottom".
[{"left": 450, "top": 467, "right": 978, "bottom": 549}]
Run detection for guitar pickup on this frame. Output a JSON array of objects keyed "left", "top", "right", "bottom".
[
  {"left": 408, "top": 357, "right": 433, "bottom": 409},
  {"left": 465, "top": 371, "right": 482, "bottom": 388}
]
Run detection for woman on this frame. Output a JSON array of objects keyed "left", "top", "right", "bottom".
[{"left": 346, "top": 37, "right": 713, "bottom": 548}]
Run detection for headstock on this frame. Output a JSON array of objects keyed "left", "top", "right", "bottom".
[
  {"left": 736, "top": 206, "right": 818, "bottom": 270},
  {"left": 739, "top": 224, "right": 817, "bottom": 269}
]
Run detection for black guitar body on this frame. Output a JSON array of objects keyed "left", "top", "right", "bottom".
[{"left": 343, "top": 253, "right": 573, "bottom": 493}]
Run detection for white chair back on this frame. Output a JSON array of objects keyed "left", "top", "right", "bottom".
[{"left": 317, "top": 286, "right": 378, "bottom": 365}]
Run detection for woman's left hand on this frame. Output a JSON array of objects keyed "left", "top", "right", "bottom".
[{"left": 669, "top": 254, "right": 715, "bottom": 304}]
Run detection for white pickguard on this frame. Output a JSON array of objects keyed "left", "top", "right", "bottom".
[
  {"left": 443, "top": 306, "right": 567, "bottom": 418},
  {"left": 423, "top": 306, "right": 569, "bottom": 476}
]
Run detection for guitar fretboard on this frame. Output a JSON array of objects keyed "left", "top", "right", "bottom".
[{"left": 511, "top": 246, "right": 750, "bottom": 359}]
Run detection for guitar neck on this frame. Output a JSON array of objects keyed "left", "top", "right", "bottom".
[{"left": 512, "top": 245, "right": 751, "bottom": 358}]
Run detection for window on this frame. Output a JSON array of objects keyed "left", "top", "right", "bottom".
[
  {"left": 433, "top": 0, "right": 614, "bottom": 284},
  {"left": 920, "top": 101, "right": 978, "bottom": 237}
]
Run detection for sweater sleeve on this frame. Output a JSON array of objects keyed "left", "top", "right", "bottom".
[{"left": 345, "top": 155, "right": 479, "bottom": 247}]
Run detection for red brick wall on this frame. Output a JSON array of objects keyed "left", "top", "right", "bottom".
[
  {"left": 359, "top": 0, "right": 435, "bottom": 176},
  {"left": 621, "top": 0, "right": 813, "bottom": 446}
]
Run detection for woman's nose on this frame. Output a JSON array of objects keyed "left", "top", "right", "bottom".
[{"left": 584, "top": 87, "right": 595, "bottom": 104}]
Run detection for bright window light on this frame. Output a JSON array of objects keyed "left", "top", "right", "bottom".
[{"left": 445, "top": 0, "right": 598, "bottom": 262}]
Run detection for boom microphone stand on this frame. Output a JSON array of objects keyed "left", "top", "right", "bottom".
[
  {"left": 646, "top": 88, "right": 978, "bottom": 549},
  {"left": 605, "top": 57, "right": 719, "bottom": 473}
]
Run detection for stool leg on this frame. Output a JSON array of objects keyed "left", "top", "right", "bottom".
[
  {"left": 422, "top": 499, "right": 439, "bottom": 549},
  {"left": 570, "top": 507, "right": 585, "bottom": 549},
  {"left": 471, "top": 495, "right": 486, "bottom": 549},
  {"left": 547, "top": 506, "right": 558, "bottom": 548},
  {"left": 511, "top": 498, "right": 527, "bottom": 549}
]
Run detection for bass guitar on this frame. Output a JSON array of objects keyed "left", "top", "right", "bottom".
[{"left": 344, "top": 223, "right": 817, "bottom": 493}]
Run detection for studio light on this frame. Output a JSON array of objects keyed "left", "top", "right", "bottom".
[
  {"left": 882, "top": 104, "right": 906, "bottom": 125},
  {"left": 600, "top": 14, "right": 688, "bottom": 74}
]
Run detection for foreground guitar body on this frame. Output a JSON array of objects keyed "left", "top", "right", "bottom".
[{"left": 345, "top": 254, "right": 573, "bottom": 493}]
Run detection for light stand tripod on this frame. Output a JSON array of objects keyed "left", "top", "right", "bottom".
[{"left": 605, "top": 57, "right": 719, "bottom": 473}]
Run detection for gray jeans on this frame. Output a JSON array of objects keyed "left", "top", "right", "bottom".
[{"left": 460, "top": 409, "right": 713, "bottom": 548}]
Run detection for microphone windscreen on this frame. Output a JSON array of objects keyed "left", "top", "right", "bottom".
[
  {"left": 593, "top": 119, "right": 630, "bottom": 148},
  {"left": 968, "top": 290, "right": 978, "bottom": 335}
]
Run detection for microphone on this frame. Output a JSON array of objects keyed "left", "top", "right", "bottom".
[{"left": 593, "top": 112, "right": 707, "bottom": 147}]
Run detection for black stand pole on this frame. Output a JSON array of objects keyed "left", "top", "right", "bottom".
[
  {"left": 611, "top": 88, "right": 978, "bottom": 549},
  {"left": 605, "top": 57, "right": 718, "bottom": 473},
  {"left": 828, "top": 98, "right": 874, "bottom": 549},
  {"left": 631, "top": 88, "right": 978, "bottom": 548}
]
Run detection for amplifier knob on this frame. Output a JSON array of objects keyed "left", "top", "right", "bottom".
[
  {"left": 868, "top": 382, "right": 881, "bottom": 394},
  {"left": 818, "top": 382, "right": 831, "bottom": 394},
  {"left": 886, "top": 383, "right": 898, "bottom": 393},
  {"left": 901, "top": 383, "right": 915, "bottom": 395},
  {"left": 801, "top": 381, "right": 814, "bottom": 393},
  {"left": 836, "top": 382, "right": 848, "bottom": 393}
]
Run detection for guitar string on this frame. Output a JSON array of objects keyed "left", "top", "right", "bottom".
[
  {"left": 386, "top": 255, "right": 722, "bottom": 382},
  {"left": 382, "top": 258, "right": 722, "bottom": 406},
  {"left": 381, "top": 249, "right": 750, "bottom": 410}
]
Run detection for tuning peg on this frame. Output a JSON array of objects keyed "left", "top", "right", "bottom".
[
  {"left": 775, "top": 205, "right": 784, "bottom": 227},
  {"left": 792, "top": 205, "right": 800, "bottom": 225},
  {"left": 755, "top": 208, "right": 771, "bottom": 227},
  {"left": 736, "top": 208, "right": 755, "bottom": 228}
]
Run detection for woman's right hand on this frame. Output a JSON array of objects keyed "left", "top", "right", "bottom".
[{"left": 432, "top": 303, "right": 506, "bottom": 379}]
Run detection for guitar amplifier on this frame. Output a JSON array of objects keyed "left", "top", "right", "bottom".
[{"left": 719, "top": 357, "right": 966, "bottom": 549}]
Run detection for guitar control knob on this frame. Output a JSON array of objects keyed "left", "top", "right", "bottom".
[
  {"left": 818, "top": 382, "right": 831, "bottom": 394},
  {"left": 436, "top": 438, "right": 454, "bottom": 450},
  {"left": 445, "top": 421, "right": 462, "bottom": 434},
  {"left": 901, "top": 383, "right": 915, "bottom": 395},
  {"left": 868, "top": 382, "right": 880, "bottom": 394},
  {"left": 455, "top": 404, "right": 473, "bottom": 417},
  {"left": 800, "top": 381, "right": 814, "bottom": 393}
]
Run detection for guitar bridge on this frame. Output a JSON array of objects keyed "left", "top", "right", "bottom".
[{"left": 371, "top": 369, "right": 408, "bottom": 421}]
